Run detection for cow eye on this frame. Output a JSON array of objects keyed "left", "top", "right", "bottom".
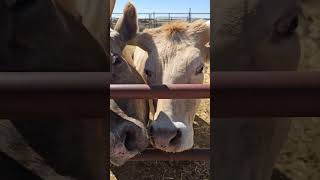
[
  {"left": 145, "top": 69, "right": 153, "bottom": 77},
  {"left": 111, "top": 53, "right": 122, "bottom": 65},
  {"left": 196, "top": 64, "right": 204, "bottom": 75},
  {"left": 274, "top": 15, "right": 298, "bottom": 36}
]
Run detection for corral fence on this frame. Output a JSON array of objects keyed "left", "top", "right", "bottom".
[
  {"left": 0, "top": 72, "right": 319, "bottom": 161},
  {"left": 111, "top": 10, "right": 210, "bottom": 30},
  {"left": 111, "top": 71, "right": 320, "bottom": 161}
]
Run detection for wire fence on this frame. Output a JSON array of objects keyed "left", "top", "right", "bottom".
[{"left": 111, "top": 11, "right": 210, "bottom": 30}]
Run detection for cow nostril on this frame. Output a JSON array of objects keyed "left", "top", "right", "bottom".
[
  {"left": 124, "top": 131, "right": 136, "bottom": 152},
  {"left": 169, "top": 129, "right": 182, "bottom": 146},
  {"left": 148, "top": 125, "right": 154, "bottom": 136}
]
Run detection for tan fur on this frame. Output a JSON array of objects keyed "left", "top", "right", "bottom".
[{"left": 130, "top": 20, "right": 210, "bottom": 152}]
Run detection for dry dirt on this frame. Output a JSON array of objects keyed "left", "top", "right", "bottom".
[{"left": 275, "top": 1, "right": 320, "bottom": 180}]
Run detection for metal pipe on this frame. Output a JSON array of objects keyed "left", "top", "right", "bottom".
[
  {"left": 129, "top": 149, "right": 210, "bottom": 161},
  {"left": 0, "top": 72, "right": 109, "bottom": 119},
  {"left": 0, "top": 72, "right": 109, "bottom": 92},
  {"left": 212, "top": 71, "right": 320, "bottom": 117},
  {"left": 110, "top": 84, "right": 210, "bottom": 99},
  {"left": 0, "top": 72, "right": 319, "bottom": 118}
]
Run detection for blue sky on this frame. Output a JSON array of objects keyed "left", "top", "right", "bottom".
[{"left": 113, "top": 0, "right": 210, "bottom": 18}]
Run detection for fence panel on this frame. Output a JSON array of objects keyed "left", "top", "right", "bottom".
[
  {"left": 111, "top": 12, "right": 210, "bottom": 29},
  {"left": 1, "top": 72, "right": 319, "bottom": 161}
]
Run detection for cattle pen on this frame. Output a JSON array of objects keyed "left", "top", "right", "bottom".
[
  {"left": 1, "top": 72, "right": 319, "bottom": 162},
  {"left": 111, "top": 11, "right": 210, "bottom": 30}
]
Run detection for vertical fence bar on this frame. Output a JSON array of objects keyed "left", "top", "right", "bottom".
[{"left": 153, "top": 12, "right": 156, "bottom": 27}]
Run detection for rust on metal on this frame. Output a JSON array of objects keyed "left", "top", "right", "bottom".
[
  {"left": 212, "top": 71, "right": 320, "bottom": 117},
  {"left": 110, "top": 84, "right": 210, "bottom": 99},
  {"left": 129, "top": 149, "right": 210, "bottom": 161}
]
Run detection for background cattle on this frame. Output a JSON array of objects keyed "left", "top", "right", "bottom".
[{"left": 212, "top": 0, "right": 301, "bottom": 180}]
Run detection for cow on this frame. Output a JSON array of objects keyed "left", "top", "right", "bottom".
[
  {"left": 109, "top": 1, "right": 149, "bottom": 166},
  {"left": 212, "top": 0, "right": 301, "bottom": 180},
  {"left": 0, "top": 0, "right": 108, "bottom": 179},
  {"left": 128, "top": 20, "right": 210, "bottom": 152}
]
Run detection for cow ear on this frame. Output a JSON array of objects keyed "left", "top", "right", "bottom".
[
  {"left": 187, "top": 20, "right": 210, "bottom": 48},
  {"left": 127, "top": 32, "right": 154, "bottom": 53},
  {"left": 114, "top": 2, "right": 138, "bottom": 42}
]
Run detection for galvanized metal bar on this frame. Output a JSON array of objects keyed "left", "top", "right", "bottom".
[
  {"left": 0, "top": 72, "right": 110, "bottom": 119},
  {"left": 212, "top": 71, "right": 320, "bottom": 117},
  {"left": 110, "top": 84, "right": 210, "bottom": 99},
  {"left": 129, "top": 149, "right": 210, "bottom": 161}
]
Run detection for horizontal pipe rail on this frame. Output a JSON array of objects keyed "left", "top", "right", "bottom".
[
  {"left": 110, "top": 84, "right": 210, "bottom": 99},
  {"left": 0, "top": 72, "right": 109, "bottom": 119},
  {"left": 0, "top": 71, "right": 319, "bottom": 118},
  {"left": 111, "top": 72, "right": 320, "bottom": 117},
  {"left": 212, "top": 71, "right": 320, "bottom": 117},
  {"left": 129, "top": 149, "right": 210, "bottom": 161}
]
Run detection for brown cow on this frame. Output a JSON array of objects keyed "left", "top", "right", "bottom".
[
  {"left": 110, "top": 1, "right": 149, "bottom": 166},
  {"left": 212, "top": 0, "right": 301, "bottom": 180}
]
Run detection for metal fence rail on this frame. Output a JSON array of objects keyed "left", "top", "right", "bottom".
[
  {"left": 212, "top": 71, "right": 320, "bottom": 117},
  {"left": 112, "top": 71, "right": 320, "bottom": 161},
  {"left": 111, "top": 84, "right": 210, "bottom": 99},
  {"left": 0, "top": 72, "right": 109, "bottom": 119},
  {"left": 0, "top": 72, "right": 319, "bottom": 161}
]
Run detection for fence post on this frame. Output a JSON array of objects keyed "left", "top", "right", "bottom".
[
  {"left": 149, "top": 13, "right": 151, "bottom": 28},
  {"left": 153, "top": 12, "right": 156, "bottom": 28},
  {"left": 189, "top": 8, "right": 192, "bottom": 22}
]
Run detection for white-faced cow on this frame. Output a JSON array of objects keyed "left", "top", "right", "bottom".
[{"left": 128, "top": 20, "right": 210, "bottom": 152}]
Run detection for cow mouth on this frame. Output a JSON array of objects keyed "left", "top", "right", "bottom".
[
  {"left": 110, "top": 126, "right": 148, "bottom": 166},
  {"left": 123, "top": 129, "right": 137, "bottom": 152}
]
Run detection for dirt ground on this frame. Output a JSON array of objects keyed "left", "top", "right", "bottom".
[{"left": 275, "top": 1, "right": 320, "bottom": 180}]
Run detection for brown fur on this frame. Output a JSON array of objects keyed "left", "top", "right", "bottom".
[{"left": 110, "top": 2, "right": 149, "bottom": 166}]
